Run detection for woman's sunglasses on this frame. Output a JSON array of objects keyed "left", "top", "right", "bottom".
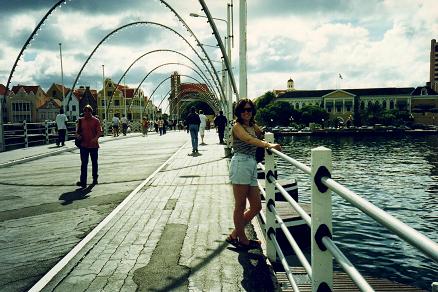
[{"left": 242, "top": 107, "right": 253, "bottom": 113}]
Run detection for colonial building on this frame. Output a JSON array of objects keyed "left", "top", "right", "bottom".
[
  {"left": 75, "top": 86, "right": 98, "bottom": 115},
  {"left": 168, "top": 72, "right": 217, "bottom": 119},
  {"left": 37, "top": 98, "right": 61, "bottom": 121},
  {"left": 62, "top": 92, "right": 80, "bottom": 121},
  {"left": 97, "top": 78, "right": 148, "bottom": 121},
  {"left": 275, "top": 79, "right": 438, "bottom": 124},
  {"left": 7, "top": 85, "right": 49, "bottom": 123},
  {"left": 46, "top": 83, "right": 69, "bottom": 101}
]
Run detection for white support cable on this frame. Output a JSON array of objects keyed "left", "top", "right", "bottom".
[
  {"left": 269, "top": 232, "right": 301, "bottom": 292},
  {"left": 321, "top": 236, "right": 375, "bottom": 292},
  {"left": 269, "top": 204, "right": 312, "bottom": 278},
  {"left": 322, "top": 177, "right": 438, "bottom": 262},
  {"left": 271, "top": 148, "right": 311, "bottom": 174},
  {"left": 271, "top": 177, "right": 311, "bottom": 226}
]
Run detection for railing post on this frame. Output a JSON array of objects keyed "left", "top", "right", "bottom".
[
  {"left": 45, "top": 121, "right": 49, "bottom": 144},
  {"left": 265, "top": 132, "right": 277, "bottom": 262},
  {"left": 311, "top": 146, "right": 333, "bottom": 292},
  {"left": 432, "top": 282, "right": 438, "bottom": 292},
  {"left": 23, "top": 120, "right": 28, "bottom": 148}
]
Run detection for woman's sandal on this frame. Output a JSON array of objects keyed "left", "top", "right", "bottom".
[{"left": 225, "top": 234, "right": 239, "bottom": 248}]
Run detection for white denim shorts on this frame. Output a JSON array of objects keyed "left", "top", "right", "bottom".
[
  {"left": 199, "top": 126, "right": 206, "bottom": 136},
  {"left": 229, "top": 152, "right": 258, "bottom": 186}
]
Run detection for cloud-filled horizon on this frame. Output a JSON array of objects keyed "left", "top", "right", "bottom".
[{"left": 0, "top": 0, "right": 437, "bottom": 112}]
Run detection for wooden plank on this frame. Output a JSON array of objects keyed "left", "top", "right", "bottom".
[
  {"left": 275, "top": 270, "right": 428, "bottom": 292},
  {"left": 261, "top": 200, "right": 310, "bottom": 223}
]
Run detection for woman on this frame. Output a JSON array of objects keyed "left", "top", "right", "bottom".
[{"left": 227, "top": 99, "right": 281, "bottom": 249}]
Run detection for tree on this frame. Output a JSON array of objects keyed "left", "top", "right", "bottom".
[
  {"left": 255, "top": 91, "right": 275, "bottom": 109},
  {"left": 299, "top": 105, "right": 329, "bottom": 126},
  {"left": 255, "top": 101, "right": 295, "bottom": 126}
]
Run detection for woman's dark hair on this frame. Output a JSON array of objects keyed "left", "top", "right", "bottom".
[{"left": 234, "top": 98, "right": 256, "bottom": 126}]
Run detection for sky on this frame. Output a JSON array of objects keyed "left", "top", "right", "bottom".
[{"left": 0, "top": 0, "right": 437, "bottom": 112}]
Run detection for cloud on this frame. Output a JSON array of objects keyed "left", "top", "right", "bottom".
[{"left": 1, "top": 0, "right": 437, "bottom": 108}]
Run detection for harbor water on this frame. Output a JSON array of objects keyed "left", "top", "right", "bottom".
[{"left": 276, "top": 134, "right": 438, "bottom": 290}]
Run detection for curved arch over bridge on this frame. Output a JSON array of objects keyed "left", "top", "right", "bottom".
[
  {"left": 115, "top": 49, "right": 218, "bottom": 109},
  {"left": 66, "top": 21, "right": 225, "bottom": 114},
  {"left": 4, "top": 0, "right": 66, "bottom": 99},
  {"left": 129, "top": 62, "right": 219, "bottom": 113}
]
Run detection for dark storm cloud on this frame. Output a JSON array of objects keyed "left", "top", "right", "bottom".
[
  {"left": 2, "top": 0, "right": 160, "bottom": 14},
  {"left": 250, "top": 0, "right": 346, "bottom": 17},
  {"left": 1, "top": 0, "right": 55, "bottom": 13}
]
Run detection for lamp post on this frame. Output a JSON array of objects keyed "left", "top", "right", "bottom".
[
  {"left": 102, "top": 64, "right": 108, "bottom": 136},
  {"left": 58, "top": 43, "right": 65, "bottom": 101},
  {"left": 190, "top": 7, "right": 234, "bottom": 125}
]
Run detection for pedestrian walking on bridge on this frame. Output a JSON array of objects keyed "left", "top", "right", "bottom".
[
  {"left": 55, "top": 108, "right": 68, "bottom": 146},
  {"left": 185, "top": 106, "right": 201, "bottom": 154},
  {"left": 214, "top": 110, "right": 227, "bottom": 144},
  {"left": 76, "top": 105, "right": 102, "bottom": 189}
]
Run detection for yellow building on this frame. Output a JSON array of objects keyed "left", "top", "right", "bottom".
[{"left": 97, "top": 78, "right": 153, "bottom": 121}]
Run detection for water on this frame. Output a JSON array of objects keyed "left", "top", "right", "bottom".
[{"left": 275, "top": 134, "right": 438, "bottom": 290}]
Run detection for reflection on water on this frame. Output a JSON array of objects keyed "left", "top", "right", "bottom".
[{"left": 276, "top": 135, "right": 438, "bottom": 290}]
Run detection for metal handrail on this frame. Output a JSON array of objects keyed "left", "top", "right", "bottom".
[
  {"left": 266, "top": 171, "right": 372, "bottom": 290},
  {"left": 260, "top": 135, "right": 438, "bottom": 291},
  {"left": 268, "top": 203, "right": 312, "bottom": 278},
  {"left": 322, "top": 176, "right": 438, "bottom": 262}
]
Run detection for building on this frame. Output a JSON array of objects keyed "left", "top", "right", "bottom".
[
  {"left": 429, "top": 39, "right": 438, "bottom": 92},
  {"left": 98, "top": 78, "right": 148, "bottom": 121},
  {"left": 75, "top": 86, "right": 98, "bottom": 115},
  {"left": 411, "top": 86, "right": 438, "bottom": 125},
  {"left": 275, "top": 79, "right": 438, "bottom": 124},
  {"left": 7, "top": 85, "right": 49, "bottom": 123},
  {"left": 62, "top": 92, "right": 80, "bottom": 122},
  {"left": 37, "top": 98, "right": 62, "bottom": 121},
  {"left": 46, "top": 83, "right": 69, "bottom": 101},
  {"left": 168, "top": 72, "right": 217, "bottom": 119},
  {"left": 0, "top": 84, "right": 6, "bottom": 123}
]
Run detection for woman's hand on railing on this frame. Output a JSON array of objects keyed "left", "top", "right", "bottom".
[{"left": 268, "top": 143, "right": 282, "bottom": 152}]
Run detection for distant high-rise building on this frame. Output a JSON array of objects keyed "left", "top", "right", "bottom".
[{"left": 430, "top": 39, "right": 438, "bottom": 92}]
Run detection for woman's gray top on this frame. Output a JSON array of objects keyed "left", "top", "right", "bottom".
[{"left": 233, "top": 124, "right": 257, "bottom": 156}]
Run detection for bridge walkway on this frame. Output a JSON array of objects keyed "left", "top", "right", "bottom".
[{"left": 35, "top": 131, "right": 278, "bottom": 291}]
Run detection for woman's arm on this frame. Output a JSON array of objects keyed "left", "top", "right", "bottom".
[{"left": 233, "top": 123, "right": 281, "bottom": 150}]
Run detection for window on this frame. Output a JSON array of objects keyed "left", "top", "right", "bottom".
[
  {"left": 72, "top": 105, "right": 76, "bottom": 111},
  {"left": 115, "top": 100, "right": 120, "bottom": 106}
]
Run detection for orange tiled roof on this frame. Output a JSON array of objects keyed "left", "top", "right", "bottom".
[
  {"left": 11, "top": 85, "right": 42, "bottom": 95},
  {"left": 0, "top": 84, "right": 6, "bottom": 95},
  {"left": 180, "top": 83, "right": 209, "bottom": 93}
]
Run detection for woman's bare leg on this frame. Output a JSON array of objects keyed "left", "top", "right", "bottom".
[{"left": 232, "top": 184, "right": 249, "bottom": 243}]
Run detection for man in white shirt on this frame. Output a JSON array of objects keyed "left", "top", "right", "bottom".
[
  {"left": 55, "top": 108, "right": 68, "bottom": 146},
  {"left": 198, "top": 110, "right": 207, "bottom": 145},
  {"left": 112, "top": 114, "right": 120, "bottom": 137}
]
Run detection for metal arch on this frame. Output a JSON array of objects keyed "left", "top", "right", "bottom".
[
  {"left": 159, "top": 86, "right": 220, "bottom": 114},
  {"left": 159, "top": 0, "right": 235, "bottom": 98},
  {"left": 149, "top": 74, "right": 213, "bottom": 104},
  {"left": 114, "top": 49, "right": 214, "bottom": 99},
  {"left": 128, "top": 62, "right": 214, "bottom": 111},
  {"left": 66, "top": 21, "right": 226, "bottom": 114},
  {"left": 113, "top": 49, "right": 220, "bottom": 112},
  {"left": 167, "top": 81, "right": 221, "bottom": 110},
  {"left": 4, "top": 0, "right": 66, "bottom": 102},
  {"left": 144, "top": 75, "right": 220, "bottom": 117}
]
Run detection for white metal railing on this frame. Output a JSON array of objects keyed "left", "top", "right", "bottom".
[{"left": 260, "top": 132, "right": 438, "bottom": 292}]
